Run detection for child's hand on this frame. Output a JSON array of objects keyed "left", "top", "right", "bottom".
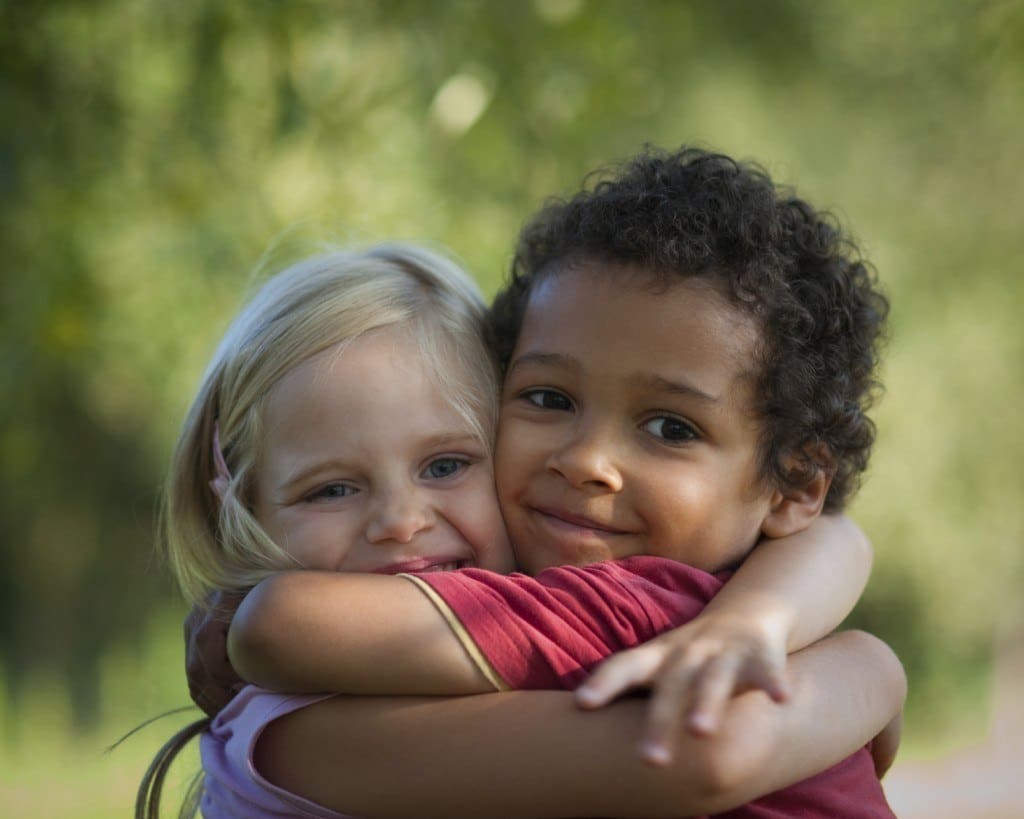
[
  {"left": 574, "top": 613, "right": 790, "bottom": 766},
  {"left": 870, "top": 711, "right": 902, "bottom": 778},
  {"left": 184, "top": 589, "right": 248, "bottom": 717}
]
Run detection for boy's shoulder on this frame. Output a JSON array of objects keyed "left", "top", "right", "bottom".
[
  {"left": 411, "top": 558, "right": 727, "bottom": 651},
  {"left": 406, "top": 559, "right": 726, "bottom": 691},
  {"left": 429, "top": 555, "right": 727, "bottom": 598}
]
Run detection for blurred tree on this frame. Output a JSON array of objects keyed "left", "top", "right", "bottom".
[{"left": 1, "top": 0, "right": 1021, "bottom": 736}]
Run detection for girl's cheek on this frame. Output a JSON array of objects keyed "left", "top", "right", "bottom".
[{"left": 479, "top": 505, "right": 515, "bottom": 572}]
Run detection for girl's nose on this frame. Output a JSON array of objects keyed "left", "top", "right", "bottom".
[
  {"left": 545, "top": 423, "right": 624, "bottom": 492},
  {"left": 366, "top": 491, "right": 433, "bottom": 544}
]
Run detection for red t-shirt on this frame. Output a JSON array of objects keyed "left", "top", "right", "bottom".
[{"left": 407, "top": 556, "right": 895, "bottom": 819}]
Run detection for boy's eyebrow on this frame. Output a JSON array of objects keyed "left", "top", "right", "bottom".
[
  {"left": 509, "top": 351, "right": 720, "bottom": 403},
  {"left": 506, "top": 351, "right": 575, "bottom": 374},
  {"left": 636, "top": 374, "right": 721, "bottom": 404}
]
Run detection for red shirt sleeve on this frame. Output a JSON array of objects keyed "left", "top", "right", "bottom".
[{"left": 413, "top": 555, "right": 724, "bottom": 689}]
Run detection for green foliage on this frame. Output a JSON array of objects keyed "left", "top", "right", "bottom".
[{"left": 2, "top": 1, "right": 1022, "bottom": 807}]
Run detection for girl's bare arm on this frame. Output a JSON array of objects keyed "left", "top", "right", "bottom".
[
  {"left": 253, "top": 630, "right": 905, "bottom": 818},
  {"left": 229, "top": 571, "right": 496, "bottom": 695}
]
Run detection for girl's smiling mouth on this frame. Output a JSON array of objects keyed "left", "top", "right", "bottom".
[{"left": 372, "top": 556, "right": 473, "bottom": 575}]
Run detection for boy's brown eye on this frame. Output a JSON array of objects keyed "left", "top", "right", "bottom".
[
  {"left": 643, "top": 416, "right": 698, "bottom": 443},
  {"left": 523, "top": 389, "right": 573, "bottom": 411}
]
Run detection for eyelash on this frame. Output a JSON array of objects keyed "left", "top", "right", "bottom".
[
  {"left": 306, "top": 483, "right": 358, "bottom": 503},
  {"left": 641, "top": 415, "right": 700, "bottom": 444},
  {"left": 520, "top": 389, "right": 699, "bottom": 445},
  {"left": 420, "top": 456, "right": 471, "bottom": 480},
  {"left": 304, "top": 456, "right": 472, "bottom": 502},
  {"left": 521, "top": 388, "right": 574, "bottom": 411}
]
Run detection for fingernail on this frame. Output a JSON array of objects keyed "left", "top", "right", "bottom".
[
  {"left": 688, "top": 712, "right": 714, "bottom": 734},
  {"left": 575, "top": 686, "right": 599, "bottom": 705},
  {"left": 641, "top": 741, "right": 670, "bottom": 766}
]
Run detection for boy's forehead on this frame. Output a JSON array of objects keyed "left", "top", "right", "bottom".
[{"left": 522, "top": 263, "right": 761, "bottom": 378}]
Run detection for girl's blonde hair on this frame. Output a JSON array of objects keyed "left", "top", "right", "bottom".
[{"left": 165, "top": 243, "right": 498, "bottom": 606}]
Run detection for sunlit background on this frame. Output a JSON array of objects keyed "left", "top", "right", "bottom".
[{"left": 3, "top": 1, "right": 1022, "bottom": 816}]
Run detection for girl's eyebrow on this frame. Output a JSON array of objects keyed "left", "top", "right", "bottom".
[
  {"left": 420, "top": 431, "right": 482, "bottom": 450},
  {"left": 280, "top": 458, "right": 352, "bottom": 493}
]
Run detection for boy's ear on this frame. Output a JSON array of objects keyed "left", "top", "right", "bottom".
[{"left": 760, "top": 449, "right": 832, "bottom": 539}]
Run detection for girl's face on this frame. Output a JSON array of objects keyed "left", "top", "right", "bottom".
[{"left": 252, "top": 325, "right": 514, "bottom": 576}]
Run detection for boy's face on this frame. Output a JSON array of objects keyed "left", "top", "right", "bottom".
[
  {"left": 253, "top": 325, "right": 514, "bottom": 577},
  {"left": 495, "top": 263, "right": 778, "bottom": 575}
]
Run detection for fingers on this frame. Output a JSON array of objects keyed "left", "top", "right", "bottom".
[
  {"left": 870, "top": 712, "right": 902, "bottom": 778},
  {"left": 683, "top": 652, "right": 742, "bottom": 737},
  {"left": 186, "top": 622, "right": 237, "bottom": 717},
  {"left": 577, "top": 620, "right": 795, "bottom": 767},
  {"left": 188, "top": 677, "right": 233, "bottom": 718},
  {"left": 637, "top": 652, "right": 706, "bottom": 765},
  {"left": 184, "top": 591, "right": 247, "bottom": 717},
  {"left": 575, "top": 646, "right": 664, "bottom": 708},
  {"left": 213, "top": 589, "right": 249, "bottom": 622},
  {"left": 747, "top": 655, "right": 790, "bottom": 704}
]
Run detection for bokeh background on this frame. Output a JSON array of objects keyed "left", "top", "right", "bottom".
[{"left": 3, "top": 1, "right": 1022, "bottom": 816}]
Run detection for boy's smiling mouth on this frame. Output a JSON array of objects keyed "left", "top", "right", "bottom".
[{"left": 530, "top": 505, "right": 631, "bottom": 537}]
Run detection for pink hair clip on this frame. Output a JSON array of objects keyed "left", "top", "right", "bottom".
[{"left": 210, "top": 421, "right": 232, "bottom": 501}]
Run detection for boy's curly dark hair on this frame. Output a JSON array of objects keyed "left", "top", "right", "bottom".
[{"left": 490, "top": 146, "right": 888, "bottom": 511}]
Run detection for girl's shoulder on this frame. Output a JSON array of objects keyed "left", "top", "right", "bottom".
[{"left": 202, "top": 686, "right": 347, "bottom": 819}]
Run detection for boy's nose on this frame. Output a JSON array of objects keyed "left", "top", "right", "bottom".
[
  {"left": 366, "top": 491, "right": 433, "bottom": 544},
  {"left": 545, "top": 424, "right": 624, "bottom": 492}
]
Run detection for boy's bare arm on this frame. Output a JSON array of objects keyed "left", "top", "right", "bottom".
[
  {"left": 578, "top": 514, "right": 873, "bottom": 762},
  {"left": 229, "top": 571, "right": 498, "bottom": 695},
  {"left": 253, "top": 630, "right": 905, "bottom": 818}
]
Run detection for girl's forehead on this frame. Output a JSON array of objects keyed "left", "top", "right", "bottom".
[{"left": 262, "top": 327, "right": 489, "bottom": 446}]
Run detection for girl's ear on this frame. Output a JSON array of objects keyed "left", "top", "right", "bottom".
[{"left": 760, "top": 451, "right": 833, "bottom": 539}]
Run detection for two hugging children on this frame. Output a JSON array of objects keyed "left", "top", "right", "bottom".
[{"left": 144, "top": 146, "right": 903, "bottom": 817}]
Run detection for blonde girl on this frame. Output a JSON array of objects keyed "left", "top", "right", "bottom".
[{"left": 142, "top": 243, "right": 514, "bottom": 816}]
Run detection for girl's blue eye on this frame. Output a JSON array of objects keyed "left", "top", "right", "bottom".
[
  {"left": 643, "top": 416, "right": 698, "bottom": 443},
  {"left": 523, "top": 389, "right": 573, "bottom": 411},
  {"left": 309, "top": 483, "right": 357, "bottom": 501},
  {"left": 423, "top": 457, "right": 465, "bottom": 479}
]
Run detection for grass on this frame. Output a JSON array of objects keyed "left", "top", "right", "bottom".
[{"left": 0, "top": 607, "right": 202, "bottom": 819}]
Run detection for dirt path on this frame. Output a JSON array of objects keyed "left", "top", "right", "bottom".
[{"left": 883, "top": 628, "right": 1024, "bottom": 818}]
